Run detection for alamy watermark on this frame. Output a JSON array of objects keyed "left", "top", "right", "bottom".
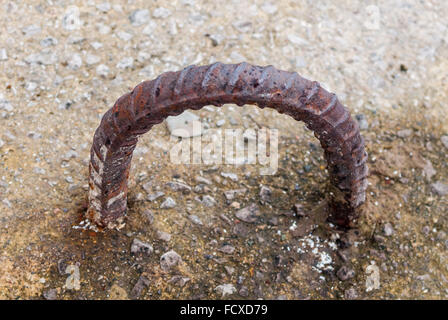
[{"left": 169, "top": 121, "right": 278, "bottom": 175}]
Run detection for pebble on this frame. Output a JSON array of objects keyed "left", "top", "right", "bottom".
[
  {"left": 168, "top": 275, "right": 190, "bottom": 287},
  {"left": 397, "top": 129, "right": 412, "bottom": 138},
  {"left": 143, "top": 209, "right": 154, "bottom": 224},
  {"left": 224, "top": 266, "right": 235, "bottom": 275},
  {"left": 130, "top": 275, "right": 150, "bottom": 299},
  {"left": 189, "top": 214, "right": 203, "bottom": 225},
  {"left": 259, "top": 185, "right": 272, "bottom": 203},
  {"left": 40, "top": 37, "right": 58, "bottom": 47},
  {"left": 166, "top": 111, "right": 202, "bottom": 138},
  {"left": 235, "top": 204, "right": 260, "bottom": 223},
  {"left": 43, "top": 288, "right": 57, "bottom": 300},
  {"left": 85, "top": 54, "right": 100, "bottom": 66},
  {"left": 216, "top": 119, "right": 225, "bottom": 127},
  {"left": 224, "top": 188, "right": 247, "bottom": 201},
  {"left": 0, "top": 48, "right": 7, "bottom": 61},
  {"left": 336, "top": 265, "right": 355, "bottom": 281},
  {"left": 96, "top": 2, "right": 111, "bottom": 13},
  {"left": 160, "top": 197, "right": 176, "bottom": 209},
  {"left": 160, "top": 250, "right": 182, "bottom": 271},
  {"left": 218, "top": 244, "right": 235, "bottom": 254},
  {"left": 197, "top": 195, "right": 216, "bottom": 207},
  {"left": 147, "top": 191, "right": 165, "bottom": 201},
  {"left": 215, "top": 283, "right": 236, "bottom": 297},
  {"left": 0, "top": 139, "right": 4, "bottom": 149},
  {"left": 221, "top": 172, "right": 238, "bottom": 181},
  {"left": 355, "top": 114, "right": 369, "bottom": 130},
  {"left": 130, "top": 238, "right": 154, "bottom": 256},
  {"left": 96, "top": 64, "right": 110, "bottom": 77},
  {"left": 431, "top": 181, "right": 448, "bottom": 196},
  {"left": 22, "top": 24, "right": 41, "bottom": 36},
  {"left": 153, "top": 7, "right": 172, "bottom": 19},
  {"left": 62, "top": 8, "right": 80, "bottom": 31},
  {"left": 239, "top": 286, "right": 249, "bottom": 297},
  {"left": 441, "top": 135, "right": 448, "bottom": 149},
  {"left": 25, "top": 50, "right": 57, "bottom": 65},
  {"left": 261, "top": 3, "right": 278, "bottom": 15},
  {"left": 67, "top": 53, "right": 82, "bottom": 70},
  {"left": 166, "top": 181, "right": 191, "bottom": 193},
  {"left": 195, "top": 176, "right": 212, "bottom": 185},
  {"left": 344, "top": 288, "right": 358, "bottom": 299},
  {"left": 129, "top": 9, "right": 150, "bottom": 26},
  {"left": 116, "top": 57, "right": 134, "bottom": 69},
  {"left": 383, "top": 223, "right": 394, "bottom": 236},
  {"left": 116, "top": 31, "right": 133, "bottom": 41},
  {"left": 0, "top": 97, "right": 13, "bottom": 112},
  {"left": 157, "top": 230, "right": 172, "bottom": 242}
]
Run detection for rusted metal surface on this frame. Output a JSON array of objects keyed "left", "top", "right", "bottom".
[{"left": 87, "top": 62, "right": 368, "bottom": 230}]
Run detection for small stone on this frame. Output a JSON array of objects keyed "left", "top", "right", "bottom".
[
  {"left": 116, "top": 57, "right": 134, "bottom": 69},
  {"left": 259, "top": 185, "right": 272, "bottom": 203},
  {"left": 160, "top": 197, "right": 176, "bottom": 209},
  {"left": 129, "top": 9, "right": 150, "bottom": 26},
  {"left": 152, "top": 7, "right": 172, "bottom": 19},
  {"left": 116, "top": 31, "right": 133, "bottom": 41},
  {"left": 336, "top": 265, "right": 355, "bottom": 281},
  {"left": 166, "top": 181, "right": 191, "bottom": 193},
  {"left": 287, "top": 34, "right": 309, "bottom": 46},
  {"left": 383, "top": 223, "right": 394, "bottom": 236},
  {"left": 224, "top": 188, "right": 247, "bottom": 201},
  {"left": 218, "top": 244, "right": 235, "bottom": 254},
  {"left": 431, "top": 181, "right": 448, "bottom": 196},
  {"left": 0, "top": 139, "right": 4, "bottom": 149},
  {"left": 143, "top": 209, "right": 154, "bottom": 224},
  {"left": 441, "top": 135, "right": 448, "bottom": 149},
  {"left": 168, "top": 275, "right": 190, "bottom": 287},
  {"left": 397, "top": 129, "right": 412, "bottom": 138},
  {"left": 43, "top": 288, "right": 57, "bottom": 300},
  {"left": 221, "top": 172, "right": 238, "bottom": 181},
  {"left": 239, "top": 286, "right": 249, "bottom": 297},
  {"left": 232, "top": 223, "right": 249, "bottom": 237},
  {"left": 157, "top": 230, "right": 171, "bottom": 242},
  {"left": 198, "top": 195, "right": 216, "bottom": 207},
  {"left": 25, "top": 50, "right": 57, "bottom": 65},
  {"left": 355, "top": 114, "right": 369, "bottom": 130},
  {"left": 108, "top": 283, "right": 128, "bottom": 300},
  {"left": 344, "top": 288, "right": 358, "bottom": 299},
  {"left": 85, "top": 54, "right": 100, "bottom": 66},
  {"left": 209, "top": 34, "right": 224, "bottom": 46},
  {"left": 147, "top": 191, "right": 165, "bottom": 201},
  {"left": 62, "top": 8, "right": 81, "bottom": 31},
  {"left": 422, "top": 159, "right": 436, "bottom": 181},
  {"left": 235, "top": 203, "right": 260, "bottom": 223},
  {"left": 216, "top": 119, "right": 226, "bottom": 127},
  {"left": 96, "top": 2, "right": 111, "bottom": 13},
  {"left": 189, "top": 214, "right": 203, "bottom": 225},
  {"left": 195, "top": 176, "right": 212, "bottom": 185},
  {"left": 131, "top": 239, "right": 153, "bottom": 256},
  {"left": 160, "top": 250, "right": 182, "bottom": 271},
  {"left": 261, "top": 3, "right": 278, "bottom": 14},
  {"left": 96, "top": 64, "right": 110, "bottom": 77},
  {"left": 67, "top": 53, "right": 82, "bottom": 70},
  {"left": 224, "top": 266, "right": 235, "bottom": 275},
  {"left": 22, "top": 24, "right": 41, "bottom": 36},
  {"left": 0, "top": 48, "right": 8, "bottom": 61},
  {"left": 215, "top": 283, "right": 236, "bottom": 297},
  {"left": 130, "top": 275, "right": 150, "bottom": 299},
  {"left": 166, "top": 111, "right": 202, "bottom": 138}
]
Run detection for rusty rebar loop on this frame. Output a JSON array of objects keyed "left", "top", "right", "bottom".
[{"left": 87, "top": 62, "right": 368, "bottom": 230}]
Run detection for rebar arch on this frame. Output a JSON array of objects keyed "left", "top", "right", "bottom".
[{"left": 87, "top": 62, "right": 368, "bottom": 230}]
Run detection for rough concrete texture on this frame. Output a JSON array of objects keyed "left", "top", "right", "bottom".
[{"left": 0, "top": 0, "right": 447, "bottom": 299}]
